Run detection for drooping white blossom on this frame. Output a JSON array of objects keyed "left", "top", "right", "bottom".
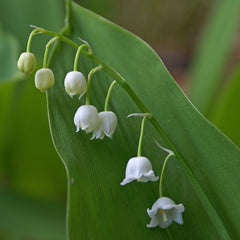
[
  {"left": 147, "top": 197, "right": 184, "bottom": 228},
  {"left": 35, "top": 68, "right": 54, "bottom": 91},
  {"left": 17, "top": 52, "right": 36, "bottom": 74},
  {"left": 64, "top": 71, "right": 87, "bottom": 98},
  {"left": 74, "top": 105, "right": 99, "bottom": 133},
  {"left": 91, "top": 111, "right": 117, "bottom": 139},
  {"left": 120, "top": 156, "right": 159, "bottom": 185}
]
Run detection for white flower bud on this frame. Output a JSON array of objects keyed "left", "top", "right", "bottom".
[
  {"left": 35, "top": 68, "right": 55, "bottom": 91},
  {"left": 17, "top": 52, "right": 36, "bottom": 74},
  {"left": 64, "top": 71, "right": 87, "bottom": 98},
  {"left": 91, "top": 111, "right": 117, "bottom": 139},
  {"left": 121, "top": 156, "right": 159, "bottom": 185},
  {"left": 74, "top": 105, "right": 99, "bottom": 133}
]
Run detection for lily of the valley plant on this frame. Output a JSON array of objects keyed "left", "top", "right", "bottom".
[{"left": 17, "top": 25, "right": 185, "bottom": 231}]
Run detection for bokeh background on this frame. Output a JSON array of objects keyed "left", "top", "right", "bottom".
[{"left": 0, "top": 0, "right": 239, "bottom": 239}]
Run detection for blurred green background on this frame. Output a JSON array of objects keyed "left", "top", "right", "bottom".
[{"left": 0, "top": 0, "right": 239, "bottom": 239}]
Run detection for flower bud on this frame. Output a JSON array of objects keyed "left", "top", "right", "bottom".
[
  {"left": 74, "top": 105, "right": 99, "bottom": 133},
  {"left": 64, "top": 71, "right": 87, "bottom": 98},
  {"left": 17, "top": 52, "right": 36, "bottom": 74},
  {"left": 91, "top": 111, "right": 117, "bottom": 139},
  {"left": 35, "top": 68, "right": 55, "bottom": 91}
]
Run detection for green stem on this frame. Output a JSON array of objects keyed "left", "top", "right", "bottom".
[
  {"left": 137, "top": 115, "right": 148, "bottom": 157},
  {"left": 63, "top": 2, "right": 72, "bottom": 239},
  {"left": 104, "top": 80, "right": 117, "bottom": 111},
  {"left": 43, "top": 37, "right": 57, "bottom": 68},
  {"left": 74, "top": 44, "right": 93, "bottom": 71},
  {"left": 65, "top": 0, "right": 71, "bottom": 26},
  {"left": 34, "top": 26, "right": 231, "bottom": 240},
  {"left": 159, "top": 153, "right": 174, "bottom": 197},
  {"left": 166, "top": 228, "right": 173, "bottom": 240},
  {"left": 26, "top": 29, "right": 40, "bottom": 52},
  {"left": 86, "top": 65, "right": 102, "bottom": 105}
]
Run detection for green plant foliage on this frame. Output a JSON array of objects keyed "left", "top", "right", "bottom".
[
  {"left": 0, "top": 0, "right": 66, "bottom": 201},
  {"left": 0, "top": 0, "right": 64, "bottom": 48},
  {"left": 46, "top": 2, "right": 240, "bottom": 239},
  {"left": 210, "top": 64, "right": 240, "bottom": 147},
  {"left": 0, "top": 28, "right": 23, "bottom": 82},
  {"left": 188, "top": 0, "right": 240, "bottom": 115},
  {"left": 0, "top": 79, "right": 66, "bottom": 200},
  {"left": 0, "top": 0, "right": 66, "bottom": 238},
  {"left": 0, "top": 191, "right": 65, "bottom": 240},
  {"left": 0, "top": 82, "right": 15, "bottom": 181}
]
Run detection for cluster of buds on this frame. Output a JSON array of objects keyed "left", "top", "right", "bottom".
[
  {"left": 17, "top": 41, "right": 118, "bottom": 140},
  {"left": 17, "top": 51, "right": 55, "bottom": 91}
]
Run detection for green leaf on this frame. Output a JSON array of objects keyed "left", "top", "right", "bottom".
[
  {"left": 188, "top": 0, "right": 240, "bottom": 115},
  {"left": 47, "top": 2, "right": 240, "bottom": 239},
  {"left": 0, "top": 0, "right": 66, "bottom": 200},
  {"left": 0, "top": 191, "right": 65, "bottom": 240},
  {"left": 0, "top": 28, "right": 23, "bottom": 83},
  {"left": 210, "top": 64, "right": 240, "bottom": 147},
  {"left": 0, "top": 80, "right": 66, "bottom": 200},
  {"left": 0, "top": 0, "right": 64, "bottom": 48}
]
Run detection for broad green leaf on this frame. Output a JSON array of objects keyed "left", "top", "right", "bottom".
[
  {"left": 0, "top": 80, "right": 66, "bottom": 200},
  {"left": 0, "top": 0, "right": 66, "bottom": 200},
  {"left": 0, "top": 0, "right": 64, "bottom": 49},
  {"left": 0, "top": 191, "right": 65, "bottom": 240},
  {"left": 210, "top": 64, "right": 240, "bottom": 147},
  {"left": 0, "top": 1, "right": 66, "bottom": 238},
  {"left": 188, "top": 0, "right": 240, "bottom": 115},
  {"left": 0, "top": 28, "right": 23, "bottom": 83},
  {"left": 47, "top": 2, "right": 240, "bottom": 239},
  {"left": 0, "top": 82, "right": 15, "bottom": 180}
]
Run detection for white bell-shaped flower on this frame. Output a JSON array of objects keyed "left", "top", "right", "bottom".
[
  {"left": 64, "top": 71, "right": 87, "bottom": 98},
  {"left": 74, "top": 105, "right": 99, "bottom": 133},
  {"left": 35, "top": 68, "right": 55, "bottom": 91},
  {"left": 17, "top": 52, "right": 36, "bottom": 74},
  {"left": 91, "top": 111, "right": 117, "bottom": 139},
  {"left": 147, "top": 197, "right": 184, "bottom": 228},
  {"left": 120, "top": 156, "right": 159, "bottom": 185}
]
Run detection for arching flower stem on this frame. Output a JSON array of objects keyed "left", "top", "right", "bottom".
[
  {"left": 74, "top": 44, "right": 93, "bottom": 71},
  {"left": 136, "top": 113, "right": 151, "bottom": 157},
  {"left": 159, "top": 153, "right": 175, "bottom": 197},
  {"left": 26, "top": 29, "right": 41, "bottom": 52},
  {"left": 86, "top": 65, "right": 103, "bottom": 105},
  {"left": 167, "top": 229, "right": 173, "bottom": 240},
  {"left": 43, "top": 37, "right": 58, "bottom": 68},
  {"left": 104, "top": 80, "right": 117, "bottom": 111}
]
